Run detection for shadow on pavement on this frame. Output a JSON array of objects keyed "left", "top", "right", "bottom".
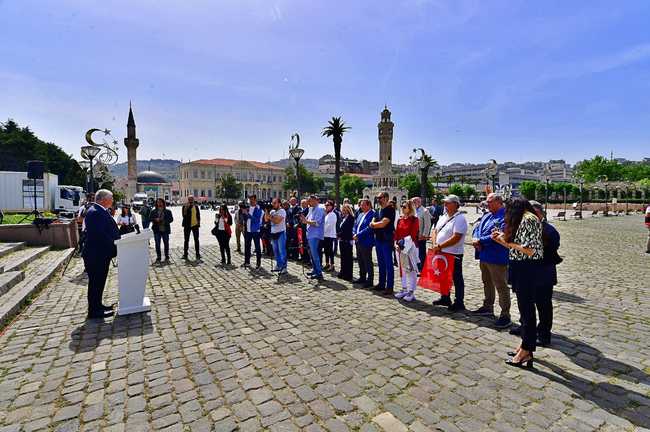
[
  {"left": 69, "top": 313, "right": 154, "bottom": 353},
  {"left": 533, "top": 359, "right": 650, "bottom": 429},
  {"left": 552, "top": 290, "right": 585, "bottom": 303}
]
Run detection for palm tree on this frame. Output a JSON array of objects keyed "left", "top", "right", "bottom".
[{"left": 322, "top": 116, "right": 351, "bottom": 205}]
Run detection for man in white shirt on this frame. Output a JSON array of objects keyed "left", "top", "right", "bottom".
[
  {"left": 430, "top": 194, "right": 468, "bottom": 312},
  {"left": 268, "top": 197, "right": 288, "bottom": 274},
  {"left": 413, "top": 197, "right": 432, "bottom": 272}
]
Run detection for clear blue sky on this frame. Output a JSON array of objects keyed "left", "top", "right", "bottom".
[{"left": 1, "top": 0, "right": 649, "bottom": 166}]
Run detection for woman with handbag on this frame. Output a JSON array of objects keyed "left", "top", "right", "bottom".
[
  {"left": 116, "top": 205, "right": 136, "bottom": 235},
  {"left": 336, "top": 204, "right": 355, "bottom": 281},
  {"left": 213, "top": 204, "right": 233, "bottom": 265}
]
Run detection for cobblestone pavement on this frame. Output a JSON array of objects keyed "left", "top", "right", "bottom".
[{"left": 0, "top": 215, "right": 649, "bottom": 431}]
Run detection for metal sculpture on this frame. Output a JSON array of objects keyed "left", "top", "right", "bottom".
[{"left": 84, "top": 128, "right": 120, "bottom": 165}]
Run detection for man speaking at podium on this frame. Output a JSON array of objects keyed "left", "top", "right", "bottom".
[{"left": 82, "top": 189, "right": 121, "bottom": 319}]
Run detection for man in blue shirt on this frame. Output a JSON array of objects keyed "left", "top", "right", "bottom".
[
  {"left": 470, "top": 193, "right": 511, "bottom": 328},
  {"left": 300, "top": 195, "right": 325, "bottom": 280}
]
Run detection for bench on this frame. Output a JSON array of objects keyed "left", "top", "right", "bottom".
[{"left": 572, "top": 211, "right": 582, "bottom": 219}]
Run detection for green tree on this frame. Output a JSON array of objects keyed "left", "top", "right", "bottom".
[
  {"left": 0, "top": 119, "right": 85, "bottom": 186},
  {"left": 462, "top": 185, "right": 477, "bottom": 200},
  {"left": 340, "top": 174, "right": 366, "bottom": 202},
  {"left": 622, "top": 163, "right": 650, "bottom": 181},
  {"left": 283, "top": 166, "right": 324, "bottom": 195},
  {"left": 219, "top": 174, "right": 242, "bottom": 200},
  {"left": 399, "top": 173, "right": 434, "bottom": 199},
  {"left": 448, "top": 183, "right": 464, "bottom": 198},
  {"left": 574, "top": 155, "right": 624, "bottom": 182},
  {"left": 445, "top": 175, "right": 455, "bottom": 188},
  {"left": 321, "top": 116, "right": 350, "bottom": 206},
  {"left": 519, "top": 181, "right": 539, "bottom": 200}
]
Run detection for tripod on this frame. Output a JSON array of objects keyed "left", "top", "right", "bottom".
[{"left": 18, "top": 178, "right": 42, "bottom": 224}]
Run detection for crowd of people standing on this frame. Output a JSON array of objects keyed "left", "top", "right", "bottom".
[{"left": 76, "top": 187, "right": 573, "bottom": 368}]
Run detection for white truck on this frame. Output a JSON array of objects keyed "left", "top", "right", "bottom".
[
  {"left": 0, "top": 171, "right": 84, "bottom": 214},
  {"left": 132, "top": 192, "right": 149, "bottom": 211}
]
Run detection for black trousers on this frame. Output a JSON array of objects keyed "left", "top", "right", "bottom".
[
  {"left": 322, "top": 237, "right": 335, "bottom": 265},
  {"left": 244, "top": 232, "right": 261, "bottom": 266},
  {"left": 511, "top": 260, "right": 541, "bottom": 352},
  {"left": 451, "top": 254, "right": 465, "bottom": 304},
  {"left": 338, "top": 240, "right": 353, "bottom": 280},
  {"left": 287, "top": 227, "right": 298, "bottom": 260},
  {"left": 536, "top": 284, "right": 553, "bottom": 342},
  {"left": 83, "top": 256, "right": 110, "bottom": 316},
  {"left": 356, "top": 243, "right": 374, "bottom": 283},
  {"left": 183, "top": 226, "right": 200, "bottom": 257},
  {"left": 216, "top": 230, "right": 231, "bottom": 263}
]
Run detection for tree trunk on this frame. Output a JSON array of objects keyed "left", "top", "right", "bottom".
[{"left": 334, "top": 138, "right": 342, "bottom": 206}]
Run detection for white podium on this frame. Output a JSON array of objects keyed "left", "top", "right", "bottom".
[{"left": 114, "top": 228, "right": 153, "bottom": 315}]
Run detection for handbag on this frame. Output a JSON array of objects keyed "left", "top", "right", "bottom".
[{"left": 211, "top": 225, "right": 218, "bottom": 236}]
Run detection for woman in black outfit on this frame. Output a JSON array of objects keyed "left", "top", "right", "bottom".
[
  {"left": 151, "top": 198, "right": 173, "bottom": 263},
  {"left": 337, "top": 204, "right": 355, "bottom": 281},
  {"left": 214, "top": 204, "right": 233, "bottom": 265},
  {"left": 492, "top": 197, "right": 544, "bottom": 368}
]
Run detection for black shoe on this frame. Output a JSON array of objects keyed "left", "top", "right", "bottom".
[
  {"left": 87, "top": 310, "right": 114, "bottom": 320},
  {"left": 509, "top": 326, "right": 521, "bottom": 336},
  {"left": 537, "top": 338, "right": 551, "bottom": 347},
  {"left": 101, "top": 303, "right": 115, "bottom": 311},
  {"left": 505, "top": 354, "right": 534, "bottom": 369},
  {"left": 432, "top": 295, "right": 452, "bottom": 306},
  {"left": 448, "top": 302, "right": 466, "bottom": 312},
  {"left": 196, "top": 254, "right": 202, "bottom": 261},
  {"left": 164, "top": 257, "right": 170, "bottom": 263},
  {"left": 372, "top": 284, "right": 385, "bottom": 291},
  {"left": 155, "top": 258, "right": 161, "bottom": 263},
  {"left": 221, "top": 259, "right": 226, "bottom": 265},
  {"left": 381, "top": 289, "right": 394, "bottom": 297},
  {"left": 362, "top": 282, "right": 373, "bottom": 289},
  {"left": 353, "top": 278, "right": 366, "bottom": 284},
  {"left": 470, "top": 306, "right": 494, "bottom": 316},
  {"left": 308, "top": 274, "right": 323, "bottom": 280},
  {"left": 242, "top": 263, "right": 250, "bottom": 268},
  {"left": 494, "top": 316, "right": 513, "bottom": 329},
  {"left": 182, "top": 254, "right": 188, "bottom": 260}
]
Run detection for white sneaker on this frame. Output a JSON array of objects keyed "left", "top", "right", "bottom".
[
  {"left": 403, "top": 291, "right": 416, "bottom": 302},
  {"left": 394, "top": 290, "right": 408, "bottom": 299}
]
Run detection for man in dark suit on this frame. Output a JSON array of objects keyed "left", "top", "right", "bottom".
[
  {"left": 82, "top": 189, "right": 121, "bottom": 319},
  {"left": 352, "top": 198, "right": 376, "bottom": 288},
  {"left": 181, "top": 195, "right": 201, "bottom": 260}
]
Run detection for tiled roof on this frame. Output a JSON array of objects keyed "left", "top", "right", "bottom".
[{"left": 191, "top": 158, "right": 284, "bottom": 171}]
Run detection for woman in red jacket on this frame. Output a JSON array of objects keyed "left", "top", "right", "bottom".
[{"left": 394, "top": 199, "right": 420, "bottom": 302}]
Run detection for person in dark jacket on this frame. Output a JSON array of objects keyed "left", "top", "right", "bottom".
[
  {"left": 337, "top": 204, "right": 355, "bottom": 281},
  {"left": 214, "top": 204, "right": 233, "bottom": 265},
  {"left": 82, "top": 189, "right": 121, "bottom": 319},
  {"left": 151, "top": 198, "right": 174, "bottom": 263},
  {"left": 181, "top": 195, "right": 201, "bottom": 260}
]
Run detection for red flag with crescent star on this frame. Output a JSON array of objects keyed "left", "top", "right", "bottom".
[{"left": 418, "top": 251, "right": 455, "bottom": 295}]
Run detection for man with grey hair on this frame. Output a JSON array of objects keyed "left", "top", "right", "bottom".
[
  {"left": 82, "top": 189, "right": 120, "bottom": 319},
  {"left": 470, "top": 192, "right": 511, "bottom": 328}
]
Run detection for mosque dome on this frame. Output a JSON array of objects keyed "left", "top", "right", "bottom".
[{"left": 136, "top": 170, "right": 168, "bottom": 184}]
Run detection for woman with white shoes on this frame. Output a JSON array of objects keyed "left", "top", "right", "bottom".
[{"left": 394, "top": 199, "right": 420, "bottom": 302}]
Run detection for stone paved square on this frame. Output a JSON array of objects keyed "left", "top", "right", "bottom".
[{"left": 0, "top": 215, "right": 649, "bottom": 431}]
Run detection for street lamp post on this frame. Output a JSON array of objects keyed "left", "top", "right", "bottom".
[
  {"left": 597, "top": 175, "right": 609, "bottom": 216},
  {"left": 543, "top": 165, "right": 551, "bottom": 214},
  {"left": 79, "top": 160, "right": 91, "bottom": 192},
  {"left": 288, "top": 134, "right": 304, "bottom": 200},
  {"left": 81, "top": 145, "right": 101, "bottom": 193},
  {"left": 578, "top": 177, "right": 584, "bottom": 219},
  {"left": 486, "top": 159, "right": 498, "bottom": 193},
  {"left": 411, "top": 148, "right": 436, "bottom": 206}
]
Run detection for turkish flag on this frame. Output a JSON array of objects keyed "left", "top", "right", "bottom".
[
  {"left": 297, "top": 227, "right": 304, "bottom": 255},
  {"left": 418, "top": 251, "right": 455, "bottom": 295}
]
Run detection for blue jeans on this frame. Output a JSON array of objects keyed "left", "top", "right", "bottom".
[
  {"left": 376, "top": 240, "right": 394, "bottom": 289},
  {"left": 271, "top": 231, "right": 287, "bottom": 270},
  {"left": 153, "top": 231, "right": 169, "bottom": 260},
  {"left": 308, "top": 237, "right": 323, "bottom": 276},
  {"left": 244, "top": 232, "right": 261, "bottom": 265}
]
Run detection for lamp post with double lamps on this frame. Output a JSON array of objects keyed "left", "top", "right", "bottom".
[
  {"left": 78, "top": 160, "right": 91, "bottom": 192},
  {"left": 288, "top": 133, "right": 304, "bottom": 200},
  {"left": 577, "top": 176, "right": 584, "bottom": 219},
  {"left": 485, "top": 159, "right": 498, "bottom": 193},
  {"left": 80, "top": 145, "right": 101, "bottom": 193}
]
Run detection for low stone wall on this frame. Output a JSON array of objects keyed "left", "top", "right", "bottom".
[{"left": 0, "top": 220, "right": 78, "bottom": 248}]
